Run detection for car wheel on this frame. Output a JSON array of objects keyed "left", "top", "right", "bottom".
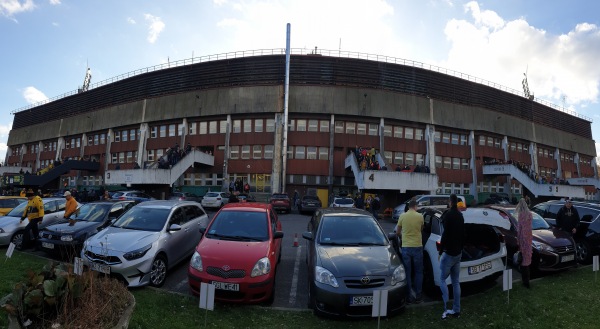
[
  {"left": 150, "top": 254, "right": 168, "bottom": 287},
  {"left": 576, "top": 239, "right": 592, "bottom": 264},
  {"left": 11, "top": 231, "right": 25, "bottom": 250}
]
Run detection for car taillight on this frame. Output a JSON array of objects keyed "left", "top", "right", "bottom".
[
  {"left": 435, "top": 241, "right": 441, "bottom": 252},
  {"left": 179, "top": 197, "right": 185, "bottom": 200},
  {"left": 119, "top": 197, "right": 125, "bottom": 200}
]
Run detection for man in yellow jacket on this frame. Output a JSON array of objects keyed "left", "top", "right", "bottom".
[{"left": 20, "top": 189, "right": 44, "bottom": 249}]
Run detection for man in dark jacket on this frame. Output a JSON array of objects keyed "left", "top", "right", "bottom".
[
  {"left": 556, "top": 199, "right": 580, "bottom": 235},
  {"left": 439, "top": 194, "right": 464, "bottom": 319}
]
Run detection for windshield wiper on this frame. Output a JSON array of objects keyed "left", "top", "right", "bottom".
[{"left": 207, "top": 233, "right": 261, "bottom": 241}]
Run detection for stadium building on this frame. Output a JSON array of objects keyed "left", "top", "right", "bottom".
[{"left": 4, "top": 49, "right": 599, "bottom": 206}]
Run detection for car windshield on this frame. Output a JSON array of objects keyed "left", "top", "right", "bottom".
[
  {"left": 204, "top": 192, "right": 220, "bottom": 198},
  {"left": 335, "top": 198, "right": 354, "bottom": 205},
  {"left": 112, "top": 192, "right": 125, "bottom": 198},
  {"left": 206, "top": 210, "right": 269, "bottom": 241},
  {"left": 318, "top": 215, "right": 387, "bottom": 246},
  {"left": 508, "top": 210, "right": 550, "bottom": 230},
  {"left": 6, "top": 201, "right": 28, "bottom": 217},
  {"left": 303, "top": 196, "right": 319, "bottom": 201},
  {"left": 71, "top": 204, "right": 111, "bottom": 222},
  {"left": 111, "top": 207, "right": 169, "bottom": 231},
  {"left": 271, "top": 194, "right": 288, "bottom": 200}
]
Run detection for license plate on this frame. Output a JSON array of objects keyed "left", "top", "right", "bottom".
[
  {"left": 90, "top": 262, "right": 111, "bottom": 275},
  {"left": 468, "top": 261, "right": 492, "bottom": 275},
  {"left": 212, "top": 281, "right": 239, "bottom": 291},
  {"left": 350, "top": 296, "right": 373, "bottom": 306},
  {"left": 561, "top": 254, "right": 575, "bottom": 262},
  {"left": 42, "top": 242, "right": 54, "bottom": 249}
]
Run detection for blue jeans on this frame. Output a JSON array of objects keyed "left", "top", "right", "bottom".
[
  {"left": 401, "top": 247, "right": 423, "bottom": 300},
  {"left": 439, "top": 252, "right": 461, "bottom": 313}
]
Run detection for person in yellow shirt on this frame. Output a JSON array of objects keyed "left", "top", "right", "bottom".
[
  {"left": 20, "top": 189, "right": 44, "bottom": 250},
  {"left": 63, "top": 191, "right": 78, "bottom": 225},
  {"left": 397, "top": 199, "right": 425, "bottom": 304}
]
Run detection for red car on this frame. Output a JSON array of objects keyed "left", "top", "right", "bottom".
[
  {"left": 270, "top": 193, "right": 291, "bottom": 213},
  {"left": 188, "top": 203, "right": 284, "bottom": 304}
]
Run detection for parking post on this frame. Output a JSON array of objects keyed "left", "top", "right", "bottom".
[{"left": 502, "top": 269, "right": 512, "bottom": 304}]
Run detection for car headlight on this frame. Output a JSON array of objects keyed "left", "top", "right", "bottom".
[
  {"left": 532, "top": 241, "right": 554, "bottom": 253},
  {"left": 123, "top": 244, "right": 152, "bottom": 261},
  {"left": 391, "top": 265, "right": 406, "bottom": 286},
  {"left": 251, "top": 257, "right": 271, "bottom": 277},
  {"left": 190, "top": 251, "right": 203, "bottom": 271},
  {"left": 61, "top": 235, "right": 73, "bottom": 242},
  {"left": 315, "top": 266, "right": 339, "bottom": 288}
]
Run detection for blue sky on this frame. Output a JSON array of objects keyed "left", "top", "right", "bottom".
[{"left": 2, "top": 0, "right": 600, "bottom": 162}]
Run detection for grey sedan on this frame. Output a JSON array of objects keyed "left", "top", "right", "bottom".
[
  {"left": 81, "top": 200, "right": 209, "bottom": 287},
  {"left": 303, "top": 208, "right": 407, "bottom": 317}
]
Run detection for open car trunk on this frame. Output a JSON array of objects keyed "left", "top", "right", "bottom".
[{"left": 461, "top": 223, "right": 501, "bottom": 261}]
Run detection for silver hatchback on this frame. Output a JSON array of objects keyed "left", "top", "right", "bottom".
[{"left": 81, "top": 200, "right": 209, "bottom": 287}]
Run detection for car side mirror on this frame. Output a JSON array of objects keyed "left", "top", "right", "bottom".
[
  {"left": 273, "top": 231, "right": 284, "bottom": 239},
  {"left": 387, "top": 232, "right": 397, "bottom": 240},
  {"left": 169, "top": 223, "right": 182, "bottom": 231},
  {"left": 302, "top": 232, "right": 313, "bottom": 240}
]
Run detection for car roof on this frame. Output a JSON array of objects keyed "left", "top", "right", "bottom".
[
  {"left": 536, "top": 200, "right": 600, "bottom": 209},
  {"left": 422, "top": 207, "right": 511, "bottom": 229},
  {"left": 221, "top": 203, "right": 271, "bottom": 211},
  {"left": 0, "top": 196, "right": 27, "bottom": 199},
  {"left": 135, "top": 200, "right": 200, "bottom": 209},
  {"left": 318, "top": 208, "right": 371, "bottom": 216}
]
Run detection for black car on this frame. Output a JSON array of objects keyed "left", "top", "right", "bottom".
[
  {"left": 298, "top": 195, "right": 322, "bottom": 214},
  {"left": 532, "top": 200, "right": 600, "bottom": 264},
  {"left": 38, "top": 200, "right": 136, "bottom": 259},
  {"left": 303, "top": 208, "right": 407, "bottom": 317}
]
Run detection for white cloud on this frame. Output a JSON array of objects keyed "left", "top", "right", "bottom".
[
  {"left": 49, "top": 0, "right": 60, "bottom": 5},
  {"left": 440, "top": 2, "right": 600, "bottom": 114},
  {"left": 22, "top": 86, "right": 48, "bottom": 104},
  {"left": 0, "top": 0, "right": 35, "bottom": 18},
  {"left": 213, "top": 0, "right": 227, "bottom": 5},
  {"left": 52, "top": 21, "right": 58, "bottom": 26},
  {"left": 144, "top": 13, "right": 165, "bottom": 44},
  {"left": 127, "top": 17, "right": 135, "bottom": 24}
]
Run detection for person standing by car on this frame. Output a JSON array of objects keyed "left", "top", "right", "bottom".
[
  {"left": 396, "top": 199, "right": 424, "bottom": 304},
  {"left": 63, "top": 191, "right": 78, "bottom": 225},
  {"left": 371, "top": 195, "right": 381, "bottom": 219},
  {"left": 354, "top": 193, "right": 365, "bottom": 209},
  {"left": 556, "top": 199, "right": 580, "bottom": 236},
  {"left": 439, "top": 194, "right": 464, "bottom": 319},
  {"left": 515, "top": 198, "right": 533, "bottom": 288},
  {"left": 20, "top": 189, "right": 44, "bottom": 250}
]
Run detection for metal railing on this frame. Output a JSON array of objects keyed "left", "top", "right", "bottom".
[{"left": 11, "top": 48, "right": 591, "bottom": 122}]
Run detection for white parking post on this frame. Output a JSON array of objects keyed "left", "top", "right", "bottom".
[
  {"left": 372, "top": 289, "right": 388, "bottom": 329},
  {"left": 74, "top": 257, "right": 83, "bottom": 276},
  {"left": 199, "top": 282, "right": 215, "bottom": 327},
  {"left": 593, "top": 255, "right": 599, "bottom": 283},
  {"left": 5, "top": 242, "right": 15, "bottom": 261},
  {"left": 502, "top": 269, "right": 512, "bottom": 304}
]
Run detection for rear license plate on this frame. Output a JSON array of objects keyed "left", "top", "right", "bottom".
[
  {"left": 90, "top": 262, "right": 111, "bottom": 274},
  {"left": 468, "top": 261, "right": 492, "bottom": 275},
  {"left": 212, "top": 281, "right": 239, "bottom": 291},
  {"left": 350, "top": 296, "right": 373, "bottom": 306},
  {"left": 42, "top": 242, "right": 54, "bottom": 249},
  {"left": 561, "top": 254, "right": 575, "bottom": 262}
]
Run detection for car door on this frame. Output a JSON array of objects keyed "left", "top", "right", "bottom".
[
  {"left": 183, "top": 205, "right": 207, "bottom": 252},
  {"left": 269, "top": 209, "right": 282, "bottom": 263},
  {"left": 41, "top": 200, "right": 62, "bottom": 228},
  {"left": 165, "top": 206, "right": 188, "bottom": 265}
]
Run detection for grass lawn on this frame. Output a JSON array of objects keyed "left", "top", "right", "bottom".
[{"left": 2, "top": 251, "right": 599, "bottom": 328}]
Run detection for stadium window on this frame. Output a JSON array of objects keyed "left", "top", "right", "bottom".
[
  {"left": 443, "top": 156, "right": 451, "bottom": 169},
  {"left": 368, "top": 123, "right": 378, "bottom": 136},
  {"left": 335, "top": 121, "right": 344, "bottom": 133},
  {"left": 87, "top": 136, "right": 93, "bottom": 145},
  {"left": 384, "top": 151, "right": 392, "bottom": 164},
  {"left": 289, "top": 119, "right": 295, "bottom": 132},
  {"left": 232, "top": 120, "right": 241, "bottom": 133},
  {"left": 266, "top": 119, "right": 275, "bottom": 132},
  {"left": 308, "top": 120, "right": 318, "bottom": 132},
  {"left": 100, "top": 134, "right": 106, "bottom": 144},
  {"left": 320, "top": 120, "right": 329, "bottom": 132},
  {"left": 229, "top": 146, "right": 239, "bottom": 159},
  {"left": 126, "top": 151, "right": 133, "bottom": 163},
  {"left": 416, "top": 154, "right": 424, "bottom": 166},
  {"left": 442, "top": 132, "right": 450, "bottom": 144},
  {"left": 383, "top": 125, "right": 392, "bottom": 137},
  {"left": 435, "top": 155, "right": 442, "bottom": 168},
  {"left": 255, "top": 119, "right": 263, "bottom": 133},
  {"left": 461, "top": 158, "right": 470, "bottom": 170},
  {"left": 319, "top": 147, "right": 329, "bottom": 160},
  {"left": 118, "top": 152, "right": 125, "bottom": 163},
  {"left": 264, "top": 145, "right": 274, "bottom": 159},
  {"left": 415, "top": 128, "right": 424, "bottom": 141},
  {"left": 297, "top": 119, "right": 307, "bottom": 132},
  {"left": 460, "top": 134, "right": 468, "bottom": 145},
  {"left": 452, "top": 158, "right": 460, "bottom": 170},
  {"left": 479, "top": 135, "right": 485, "bottom": 146},
  {"left": 287, "top": 146, "right": 293, "bottom": 159},
  {"left": 394, "top": 126, "right": 403, "bottom": 138},
  {"left": 253, "top": 145, "right": 262, "bottom": 159},
  {"left": 244, "top": 119, "right": 252, "bottom": 133},
  {"left": 451, "top": 133, "right": 459, "bottom": 145},
  {"left": 434, "top": 131, "right": 441, "bottom": 142},
  {"left": 94, "top": 135, "right": 99, "bottom": 145},
  {"left": 357, "top": 123, "right": 367, "bottom": 135},
  {"left": 122, "top": 130, "right": 128, "bottom": 142},
  {"left": 405, "top": 127, "right": 414, "bottom": 140},
  {"left": 199, "top": 122, "right": 207, "bottom": 135},
  {"left": 307, "top": 147, "right": 317, "bottom": 160},
  {"left": 147, "top": 150, "right": 154, "bottom": 162},
  {"left": 510, "top": 142, "right": 516, "bottom": 151},
  {"left": 394, "top": 152, "right": 404, "bottom": 164},
  {"left": 210, "top": 121, "right": 218, "bottom": 134},
  {"left": 168, "top": 124, "right": 176, "bottom": 137},
  {"left": 111, "top": 153, "right": 118, "bottom": 163},
  {"left": 159, "top": 125, "right": 166, "bottom": 138},
  {"left": 494, "top": 138, "right": 501, "bottom": 148},
  {"left": 189, "top": 122, "right": 197, "bottom": 135},
  {"left": 295, "top": 146, "right": 306, "bottom": 159},
  {"left": 241, "top": 145, "right": 250, "bottom": 159},
  {"left": 346, "top": 122, "right": 356, "bottom": 134},
  {"left": 405, "top": 153, "right": 414, "bottom": 165},
  {"left": 220, "top": 120, "right": 228, "bottom": 133},
  {"left": 131, "top": 129, "right": 137, "bottom": 141},
  {"left": 114, "top": 133, "right": 120, "bottom": 143},
  {"left": 487, "top": 137, "right": 494, "bottom": 147}
]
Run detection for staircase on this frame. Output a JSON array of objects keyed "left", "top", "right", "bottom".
[
  {"left": 23, "top": 160, "right": 100, "bottom": 187},
  {"left": 482, "top": 164, "right": 586, "bottom": 198},
  {"left": 105, "top": 150, "right": 214, "bottom": 185},
  {"left": 345, "top": 153, "right": 438, "bottom": 192}
]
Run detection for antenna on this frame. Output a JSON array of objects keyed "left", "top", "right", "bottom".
[
  {"left": 522, "top": 66, "right": 534, "bottom": 100},
  {"left": 562, "top": 95, "right": 567, "bottom": 109},
  {"left": 78, "top": 64, "right": 92, "bottom": 93}
]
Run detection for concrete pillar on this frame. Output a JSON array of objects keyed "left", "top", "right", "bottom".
[
  {"left": 272, "top": 113, "right": 283, "bottom": 193},
  {"left": 469, "top": 131, "right": 477, "bottom": 200},
  {"left": 425, "top": 124, "right": 436, "bottom": 175},
  {"left": 105, "top": 129, "right": 114, "bottom": 172},
  {"left": 530, "top": 142, "right": 538, "bottom": 176},
  {"left": 502, "top": 136, "right": 510, "bottom": 196},
  {"left": 379, "top": 117, "right": 385, "bottom": 163},
  {"left": 223, "top": 115, "right": 231, "bottom": 192},
  {"left": 137, "top": 123, "right": 149, "bottom": 167},
  {"left": 593, "top": 158, "right": 598, "bottom": 179},
  {"left": 574, "top": 153, "right": 580, "bottom": 178},
  {"left": 555, "top": 148, "right": 562, "bottom": 179},
  {"left": 328, "top": 114, "right": 335, "bottom": 193},
  {"left": 80, "top": 133, "right": 87, "bottom": 159},
  {"left": 36, "top": 141, "right": 43, "bottom": 170},
  {"left": 56, "top": 137, "right": 65, "bottom": 161}
]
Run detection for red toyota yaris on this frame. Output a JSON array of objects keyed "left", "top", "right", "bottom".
[{"left": 188, "top": 203, "right": 283, "bottom": 304}]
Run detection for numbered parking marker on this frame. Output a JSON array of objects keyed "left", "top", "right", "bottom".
[
  {"left": 503, "top": 269, "right": 513, "bottom": 291},
  {"left": 74, "top": 257, "right": 83, "bottom": 275},
  {"left": 371, "top": 289, "right": 388, "bottom": 317},
  {"left": 6, "top": 243, "right": 15, "bottom": 259},
  {"left": 594, "top": 255, "right": 599, "bottom": 272},
  {"left": 199, "top": 282, "right": 215, "bottom": 311}
]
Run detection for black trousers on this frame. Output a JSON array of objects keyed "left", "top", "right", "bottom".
[{"left": 23, "top": 217, "right": 42, "bottom": 248}]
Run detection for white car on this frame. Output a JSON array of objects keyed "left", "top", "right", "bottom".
[
  {"left": 329, "top": 197, "right": 355, "bottom": 208},
  {"left": 201, "top": 192, "right": 230, "bottom": 209},
  {"left": 412, "top": 207, "right": 509, "bottom": 291},
  {"left": 0, "top": 197, "right": 66, "bottom": 249},
  {"left": 392, "top": 195, "right": 466, "bottom": 221},
  {"left": 81, "top": 200, "right": 209, "bottom": 287}
]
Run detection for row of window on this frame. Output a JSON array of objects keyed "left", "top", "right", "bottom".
[
  {"left": 87, "top": 133, "right": 107, "bottom": 146},
  {"left": 114, "top": 129, "right": 140, "bottom": 143},
  {"left": 229, "top": 145, "right": 275, "bottom": 160},
  {"left": 560, "top": 153, "right": 575, "bottom": 163},
  {"left": 111, "top": 151, "right": 138, "bottom": 164},
  {"left": 65, "top": 137, "right": 82, "bottom": 149},
  {"left": 285, "top": 146, "right": 330, "bottom": 160},
  {"left": 435, "top": 156, "right": 471, "bottom": 170},
  {"left": 538, "top": 147, "right": 554, "bottom": 159},
  {"left": 383, "top": 152, "right": 426, "bottom": 166},
  {"left": 43, "top": 141, "right": 58, "bottom": 152},
  {"left": 509, "top": 141, "right": 528, "bottom": 153},
  {"left": 434, "top": 131, "right": 468, "bottom": 145},
  {"left": 478, "top": 135, "right": 502, "bottom": 148},
  {"left": 437, "top": 183, "right": 471, "bottom": 195}
]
